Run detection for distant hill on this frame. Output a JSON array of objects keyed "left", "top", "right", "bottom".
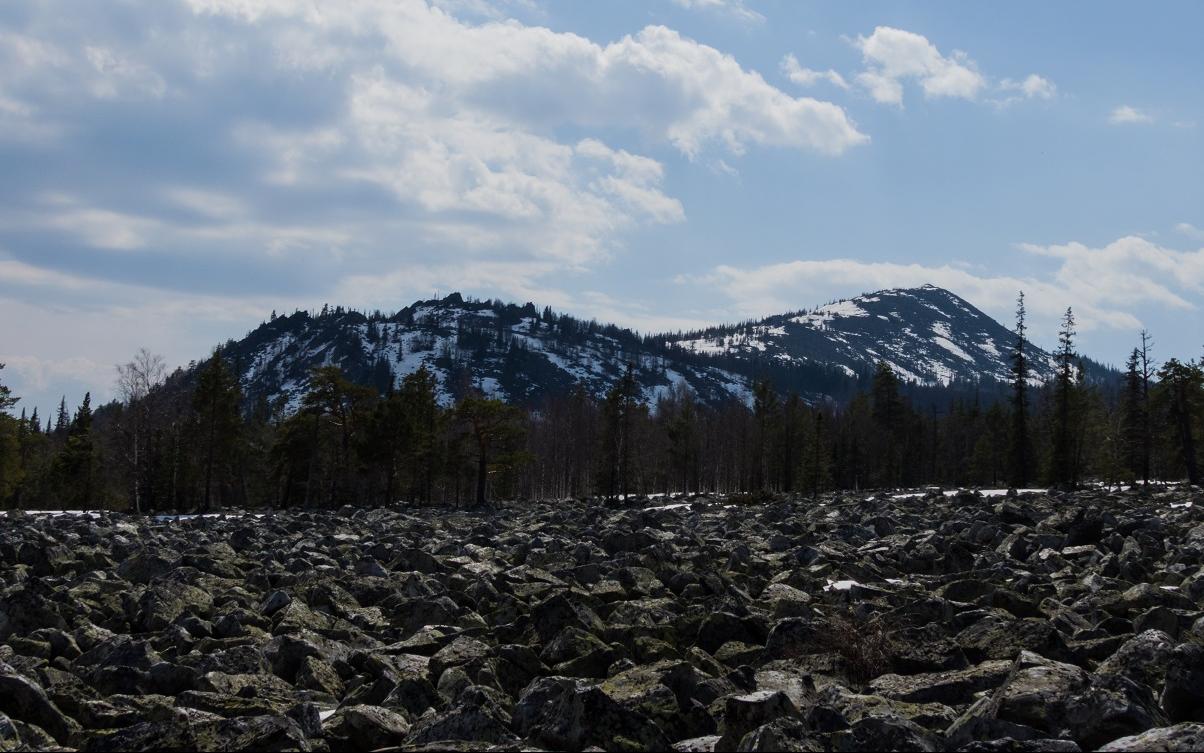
[{"left": 203, "top": 286, "right": 1114, "bottom": 416}]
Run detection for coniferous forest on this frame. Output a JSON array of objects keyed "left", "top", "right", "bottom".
[{"left": 1, "top": 298, "right": 1201, "bottom": 512}]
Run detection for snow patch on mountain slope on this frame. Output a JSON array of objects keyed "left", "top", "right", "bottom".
[
  {"left": 931, "top": 322, "right": 974, "bottom": 363},
  {"left": 792, "top": 300, "right": 870, "bottom": 328}
]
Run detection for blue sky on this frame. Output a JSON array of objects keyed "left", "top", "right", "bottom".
[{"left": 1, "top": 0, "right": 1202, "bottom": 416}]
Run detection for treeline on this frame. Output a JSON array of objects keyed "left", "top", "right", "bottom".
[{"left": 0, "top": 299, "right": 1201, "bottom": 511}]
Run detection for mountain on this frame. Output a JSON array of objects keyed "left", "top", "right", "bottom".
[
  {"left": 666, "top": 285, "right": 1060, "bottom": 387},
  {"left": 211, "top": 286, "right": 1096, "bottom": 416}
]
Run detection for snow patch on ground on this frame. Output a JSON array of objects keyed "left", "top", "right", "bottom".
[
  {"left": 891, "top": 488, "right": 1048, "bottom": 500},
  {"left": 824, "top": 579, "right": 862, "bottom": 592}
]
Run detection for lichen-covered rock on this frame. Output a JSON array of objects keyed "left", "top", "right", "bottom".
[
  {"left": 0, "top": 672, "right": 81, "bottom": 745},
  {"left": 1098, "top": 723, "right": 1204, "bottom": 751},
  {"left": 716, "top": 690, "right": 800, "bottom": 750},
  {"left": 337, "top": 705, "right": 411, "bottom": 749},
  {"left": 513, "top": 675, "right": 669, "bottom": 750},
  {"left": 0, "top": 486, "right": 1200, "bottom": 751}
]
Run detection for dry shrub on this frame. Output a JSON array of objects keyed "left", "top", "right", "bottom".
[{"left": 815, "top": 611, "right": 897, "bottom": 684}]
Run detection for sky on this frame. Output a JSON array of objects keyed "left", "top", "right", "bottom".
[{"left": 2, "top": 0, "right": 1203, "bottom": 417}]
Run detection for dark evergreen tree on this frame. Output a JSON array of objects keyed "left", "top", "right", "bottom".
[
  {"left": 0, "top": 364, "right": 16, "bottom": 413},
  {"left": 54, "top": 396, "right": 70, "bottom": 435},
  {"left": 0, "top": 365, "right": 20, "bottom": 501},
  {"left": 1155, "top": 359, "right": 1202, "bottom": 485},
  {"left": 1008, "top": 291, "right": 1031, "bottom": 487},
  {"left": 663, "top": 384, "right": 701, "bottom": 494},
  {"left": 1121, "top": 349, "right": 1146, "bottom": 483},
  {"left": 57, "top": 393, "right": 96, "bottom": 508},
  {"left": 1049, "top": 307, "right": 1079, "bottom": 486},
  {"left": 192, "top": 351, "right": 244, "bottom": 511},
  {"left": 399, "top": 367, "right": 441, "bottom": 502},
  {"left": 455, "top": 395, "right": 527, "bottom": 507},
  {"left": 598, "top": 364, "right": 640, "bottom": 499},
  {"left": 870, "top": 361, "right": 906, "bottom": 487},
  {"left": 800, "top": 408, "right": 831, "bottom": 497},
  {"left": 752, "top": 380, "right": 781, "bottom": 490}
]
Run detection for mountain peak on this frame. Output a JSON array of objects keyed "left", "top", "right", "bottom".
[{"left": 668, "top": 284, "right": 1039, "bottom": 388}]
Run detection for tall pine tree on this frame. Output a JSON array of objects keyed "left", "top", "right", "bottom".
[
  {"left": 455, "top": 394, "right": 526, "bottom": 507},
  {"left": 599, "top": 364, "right": 640, "bottom": 499}
]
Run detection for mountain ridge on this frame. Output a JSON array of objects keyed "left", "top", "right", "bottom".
[{"left": 208, "top": 286, "right": 1106, "bottom": 416}]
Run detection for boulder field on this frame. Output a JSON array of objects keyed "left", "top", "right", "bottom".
[{"left": 2, "top": 486, "right": 1204, "bottom": 751}]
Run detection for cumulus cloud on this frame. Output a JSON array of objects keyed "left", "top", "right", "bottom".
[
  {"left": 0, "top": 0, "right": 864, "bottom": 280},
  {"left": 846, "top": 27, "right": 1054, "bottom": 108},
  {"left": 994, "top": 74, "right": 1057, "bottom": 106},
  {"left": 1176, "top": 223, "right": 1204, "bottom": 241},
  {"left": 853, "top": 26, "right": 986, "bottom": 105},
  {"left": 678, "top": 235, "right": 1204, "bottom": 338},
  {"left": 1109, "top": 105, "right": 1154, "bottom": 125},
  {"left": 781, "top": 54, "right": 849, "bottom": 90},
  {"left": 0, "top": 256, "right": 271, "bottom": 411},
  {"left": 0, "top": 0, "right": 868, "bottom": 409},
  {"left": 670, "top": 0, "right": 763, "bottom": 24}
]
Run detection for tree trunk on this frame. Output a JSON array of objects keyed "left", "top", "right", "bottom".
[{"left": 476, "top": 444, "right": 488, "bottom": 507}]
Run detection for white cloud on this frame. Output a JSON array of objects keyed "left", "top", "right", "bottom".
[
  {"left": 1018, "top": 74, "right": 1056, "bottom": 100},
  {"left": 670, "top": 0, "right": 764, "bottom": 24},
  {"left": 183, "top": 2, "right": 862, "bottom": 158},
  {"left": 678, "top": 235, "right": 1204, "bottom": 338},
  {"left": 1109, "top": 105, "right": 1153, "bottom": 125},
  {"left": 0, "top": 257, "right": 271, "bottom": 411},
  {"left": 780, "top": 54, "right": 849, "bottom": 90},
  {"left": 849, "top": 27, "right": 1055, "bottom": 109},
  {"left": 1176, "top": 223, "right": 1204, "bottom": 241},
  {"left": 996, "top": 73, "right": 1057, "bottom": 105},
  {"left": 853, "top": 26, "right": 985, "bottom": 105},
  {"left": 0, "top": 355, "right": 105, "bottom": 394},
  {"left": 0, "top": 0, "right": 867, "bottom": 294},
  {"left": 0, "top": 0, "right": 870, "bottom": 410}
]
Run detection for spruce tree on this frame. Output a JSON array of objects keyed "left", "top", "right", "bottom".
[
  {"left": 665, "top": 385, "right": 700, "bottom": 494},
  {"left": 1008, "top": 291, "right": 1031, "bottom": 487},
  {"left": 870, "top": 361, "right": 905, "bottom": 488},
  {"left": 1050, "top": 307, "right": 1078, "bottom": 486},
  {"left": 58, "top": 393, "right": 95, "bottom": 508},
  {"left": 400, "top": 366, "right": 441, "bottom": 502},
  {"left": 752, "top": 380, "right": 781, "bottom": 490},
  {"left": 1156, "top": 359, "right": 1202, "bottom": 485},
  {"left": 54, "top": 396, "right": 70, "bottom": 435},
  {"left": 1121, "top": 349, "right": 1145, "bottom": 483},
  {"left": 800, "top": 409, "right": 831, "bottom": 498},
  {"left": 192, "top": 351, "right": 244, "bottom": 511}
]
